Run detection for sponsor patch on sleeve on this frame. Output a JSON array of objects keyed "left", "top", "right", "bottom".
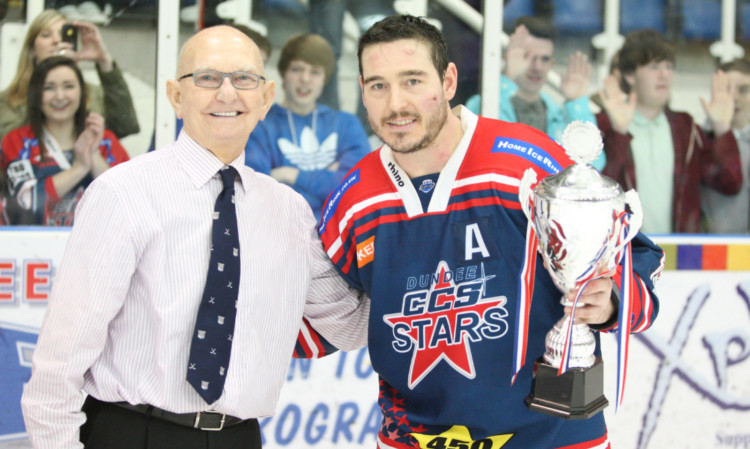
[
  {"left": 319, "top": 169, "right": 360, "bottom": 234},
  {"left": 491, "top": 136, "right": 562, "bottom": 174},
  {"left": 356, "top": 235, "right": 375, "bottom": 268}
]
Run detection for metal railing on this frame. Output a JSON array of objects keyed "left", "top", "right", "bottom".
[{"left": 0, "top": 0, "right": 745, "bottom": 140}]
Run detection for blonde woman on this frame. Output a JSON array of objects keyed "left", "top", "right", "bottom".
[{"left": 0, "top": 9, "right": 139, "bottom": 143}]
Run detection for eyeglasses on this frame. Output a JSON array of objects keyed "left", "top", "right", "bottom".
[{"left": 179, "top": 71, "right": 266, "bottom": 90}]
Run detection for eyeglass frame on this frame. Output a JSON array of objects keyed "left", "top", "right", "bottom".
[{"left": 178, "top": 70, "right": 267, "bottom": 90}]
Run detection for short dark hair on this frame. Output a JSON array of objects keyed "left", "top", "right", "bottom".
[
  {"left": 719, "top": 58, "right": 750, "bottom": 75},
  {"left": 230, "top": 24, "right": 272, "bottom": 59},
  {"left": 277, "top": 33, "right": 336, "bottom": 84},
  {"left": 512, "top": 16, "right": 558, "bottom": 41},
  {"left": 617, "top": 29, "right": 675, "bottom": 77},
  {"left": 27, "top": 56, "right": 87, "bottom": 159},
  {"left": 357, "top": 14, "right": 449, "bottom": 81}
]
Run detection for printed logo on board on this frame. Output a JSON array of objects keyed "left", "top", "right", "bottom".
[
  {"left": 633, "top": 278, "right": 750, "bottom": 449},
  {"left": 0, "top": 322, "right": 37, "bottom": 439}
]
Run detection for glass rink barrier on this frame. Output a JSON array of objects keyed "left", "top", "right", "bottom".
[{"left": 1, "top": 228, "right": 749, "bottom": 449}]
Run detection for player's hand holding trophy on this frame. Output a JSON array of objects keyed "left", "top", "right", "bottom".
[{"left": 516, "top": 121, "right": 643, "bottom": 419}]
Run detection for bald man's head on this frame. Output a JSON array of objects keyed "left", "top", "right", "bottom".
[
  {"left": 177, "top": 25, "right": 265, "bottom": 78},
  {"left": 167, "top": 25, "right": 275, "bottom": 163}
]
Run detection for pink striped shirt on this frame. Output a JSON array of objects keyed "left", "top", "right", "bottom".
[{"left": 21, "top": 132, "right": 369, "bottom": 449}]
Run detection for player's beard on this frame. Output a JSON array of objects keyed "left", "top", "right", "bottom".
[{"left": 369, "top": 95, "right": 449, "bottom": 155}]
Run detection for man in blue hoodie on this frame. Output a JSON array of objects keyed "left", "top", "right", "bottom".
[
  {"left": 466, "top": 16, "right": 604, "bottom": 169},
  {"left": 244, "top": 33, "right": 371, "bottom": 220}
]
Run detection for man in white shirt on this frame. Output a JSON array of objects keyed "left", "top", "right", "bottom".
[{"left": 21, "top": 25, "right": 369, "bottom": 449}]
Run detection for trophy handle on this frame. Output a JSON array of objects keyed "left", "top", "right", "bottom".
[
  {"left": 624, "top": 189, "right": 643, "bottom": 238},
  {"left": 519, "top": 168, "right": 537, "bottom": 220},
  {"left": 612, "top": 189, "right": 643, "bottom": 256}
]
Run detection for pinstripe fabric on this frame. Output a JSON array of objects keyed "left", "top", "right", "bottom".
[{"left": 21, "top": 132, "right": 369, "bottom": 449}]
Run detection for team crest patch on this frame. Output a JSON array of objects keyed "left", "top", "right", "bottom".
[
  {"left": 418, "top": 178, "right": 436, "bottom": 193},
  {"left": 383, "top": 261, "right": 508, "bottom": 389}
]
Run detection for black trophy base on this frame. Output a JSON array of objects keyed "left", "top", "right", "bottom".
[{"left": 525, "top": 356, "right": 609, "bottom": 420}]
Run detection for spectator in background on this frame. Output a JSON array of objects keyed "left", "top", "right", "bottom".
[
  {"left": 1, "top": 56, "right": 129, "bottom": 226},
  {"left": 702, "top": 58, "right": 750, "bottom": 234},
  {"left": 245, "top": 33, "right": 371, "bottom": 220},
  {"left": 309, "top": 0, "right": 395, "bottom": 130},
  {"left": 0, "top": 9, "right": 139, "bottom": 143},
  {"left": 466, "top": 16, "right": 604, "bottom": 169},
  {"left": 231, "top": 23, "right": 272, "bottom": 63},
  {"left": 597, "top": 29, "right": 741, "bottom": 234},
  {"left": 590, "top": 50, "right": 620, "bottom": 111},
  {"left": 428, "top": 0, "right": 481, "bottom": 106},
  {"left": 54, "top": 0, "right": 111, "bottom": 25},
  {"left": 0, "top": 168, "right": 8, "bottom": 225}
]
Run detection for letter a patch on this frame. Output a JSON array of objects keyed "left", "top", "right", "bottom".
[{"left": 452, "top": 216, "right": 499, "bottom": 265}]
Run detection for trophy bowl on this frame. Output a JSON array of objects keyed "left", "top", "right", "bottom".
[{"left": 518, "top": 121, "right": 642, "bottom": 419}]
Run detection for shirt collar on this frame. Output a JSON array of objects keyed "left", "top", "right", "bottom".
[
  {"left": 632, "top": 109, "right": 668, "bottom": 127},
  {"left": 735, "top": 123, "right": 750, "bottom": 141},
  {"left": 174, "top": 131, "right": 251, "bottom": 193}
]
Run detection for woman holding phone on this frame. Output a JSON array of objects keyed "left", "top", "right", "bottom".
[
  {"left": 1, "top": 56, "right": 129, "bottom": 226},
  {"left": 0, "top": 9, "right": 139, "bottom": 144}
]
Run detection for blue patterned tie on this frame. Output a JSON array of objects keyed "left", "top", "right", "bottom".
[{"left": 187, "top": 166, "right": 241, "bottom": 404}]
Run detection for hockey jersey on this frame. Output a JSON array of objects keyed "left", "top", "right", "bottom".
[
  {"left": 1, "top": 125, "right": 129, "bottom": 226},
  {"left": 319, "top": 107, "right": 664, "bottom": 449}
]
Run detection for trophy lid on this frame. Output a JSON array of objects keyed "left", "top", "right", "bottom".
[{"left": 536, "top": 121, "right": 623, "bottom": 202}]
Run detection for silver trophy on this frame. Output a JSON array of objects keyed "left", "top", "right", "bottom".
[{"left": 518, "top": 121, "right": 642, "bottom": 419}]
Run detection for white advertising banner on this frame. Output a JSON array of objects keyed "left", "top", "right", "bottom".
[{"left": 1, "top": 229, "right": 748, "bottom": 448}]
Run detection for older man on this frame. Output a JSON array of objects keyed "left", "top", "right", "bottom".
[{"left": 21, "top": 25, "right": 369, "bottom": 449}]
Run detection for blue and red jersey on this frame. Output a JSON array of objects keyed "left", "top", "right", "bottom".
[
  {"left": 319, "top": 108, "right": 664, "bottom": 449},
  {"left": 1, "top": 125, "right": 129, "bottom": 226}
]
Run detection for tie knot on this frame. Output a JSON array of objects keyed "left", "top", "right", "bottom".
[{"left": 218, "top": 166, "right": 237, "bottom": 193}]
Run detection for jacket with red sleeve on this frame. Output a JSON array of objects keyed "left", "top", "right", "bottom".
[
  {"left": 596, "top": 109, "right": 741, "bottom": 233},
  {"left": 1, "top": 125, "right": 129, "bottom": 226}
]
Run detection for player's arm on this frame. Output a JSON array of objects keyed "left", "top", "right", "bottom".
[
  {"left": 300, "top": 203, "right": 369, "bottom": 352},
  {"left": 586, "top": 232, "right": 663, "bottom": 333},
  {"left": 292, "top": 318, "right": 339, "bottom": 358}
]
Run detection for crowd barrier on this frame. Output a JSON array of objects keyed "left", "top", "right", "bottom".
[{"left": 1, "top": 228, "right": 748, "bottom": 448}]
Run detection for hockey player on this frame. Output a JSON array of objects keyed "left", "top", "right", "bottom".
[{"left": 319, "top": 14, "right": 665, "bottom": 449}]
